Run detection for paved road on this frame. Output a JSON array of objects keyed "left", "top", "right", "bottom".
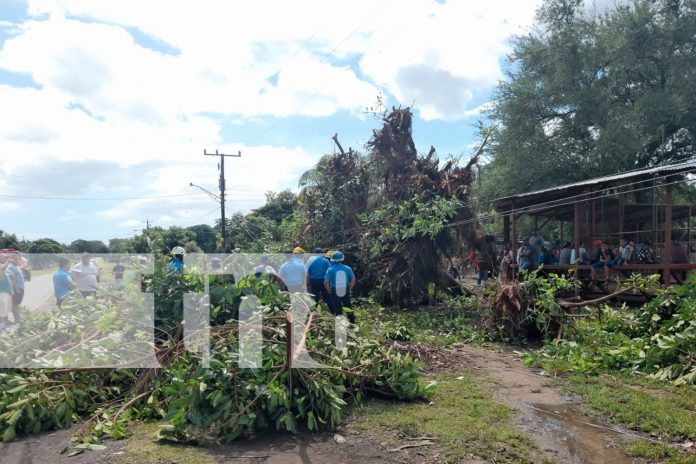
[{"left": 22, "top": 272, "right": 54, "bottom": 311}]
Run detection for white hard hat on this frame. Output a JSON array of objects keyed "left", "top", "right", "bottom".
[{"left": 171, "top": 246, "right": 186, "bottom": 256}]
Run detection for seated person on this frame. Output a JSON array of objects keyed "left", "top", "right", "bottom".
[
  {"left": 608, "top": 238, "right": 633, "bottom": 266},
  {"left": 559, "top": 242, "right": 572, "bottom": 265},
  {"left": 570, "top": 241, "right": 588, "bottom": 264},
  {"left": 588, "top": 239, "right": 611, "bottom": 282}
]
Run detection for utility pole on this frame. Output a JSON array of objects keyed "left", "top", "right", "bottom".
[{"left": 204, "top": 149, "right": 241, "bottom": 253}]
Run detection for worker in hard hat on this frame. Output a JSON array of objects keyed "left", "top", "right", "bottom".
[
  {"left": 324, "top": 251, "right": 356, "bottom": 323},
  {"left": 278, "top": 247, "right": 307, "bottom": 293},
  {"left": 168, "top": 246, "right": 186, "bottom": 273},
  {"left": 306, "top": 248, "right": 331, "bottom": 304}
]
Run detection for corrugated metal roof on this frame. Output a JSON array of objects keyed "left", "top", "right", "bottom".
[{"left": 493, "top": 159, "right": 696, "bottom": 205}]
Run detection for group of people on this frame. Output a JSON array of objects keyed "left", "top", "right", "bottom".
[
  {"left": 501, "top": 232, "right": 691, "bottom": 283},
  {"left": 168, "top": 247, "right": 357, "bottom": 323},
  {"left": 52, "top": 253, "right": 108, "bottom": 308},
  {"left": 0, "top": 252, "right": 27, "bottom": 330}
]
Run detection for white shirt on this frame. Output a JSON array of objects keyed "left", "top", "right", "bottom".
[{"left": 71, "top": 262, "right": 100, "bottom": 292}]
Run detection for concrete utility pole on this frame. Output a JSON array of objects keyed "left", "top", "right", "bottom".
[{"left": 203, "top": 149, "right": 241, "bottom": 253}]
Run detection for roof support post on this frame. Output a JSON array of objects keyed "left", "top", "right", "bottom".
[
  {"left": 663, "top": 182, "right": 673, "bottom": 286},
  {"left": 574, "top": 201, "right": 581, "bottom": 296},
  {"left": 503, "top": 214, "right": 510, "bottom": 246},
  {"left": 511, "top": 202, "right": 517, "bottom": 281}
]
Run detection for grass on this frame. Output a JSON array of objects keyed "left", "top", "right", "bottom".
[
  {"left": 349, "top": 371, "right": 553, "bottom": 464},
  {"left": 357, "top": 296, "right": 490, "bottom": 346},
  {"left": 622, "top": 440, "right": 678, "bottom": 460},
  {"left": 119, "top": 423, "right": 215, "bottom": 464},
  {"left": 560, "top": 373, "right": 696, "bottom": 440}
]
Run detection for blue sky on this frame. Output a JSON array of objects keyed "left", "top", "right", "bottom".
[{"left": 0, "top": 0, "right": 542, "bottom": 243}]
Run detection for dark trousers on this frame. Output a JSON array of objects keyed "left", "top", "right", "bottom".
[
  {"left": 309, "top": 278, "right": 330, "bottom": 303},
  {"left": 329, "top": 287, "right": 354, "bottom": 323},
  {"left": 12, "top": 288, "right": 24, "bottom": 306}
]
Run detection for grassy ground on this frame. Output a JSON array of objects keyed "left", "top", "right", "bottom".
[
  {"left": 349, "top": 371, "right": 552, "bottom": 464},
  {"left": 560, "top": 374, "right": 696, "bottom": 440},
  {"left": 551, "top": 369, "right": 696, "bottom": 462},
  {"left": 118, "top": 423, "right": 214, "bottom": 464}
]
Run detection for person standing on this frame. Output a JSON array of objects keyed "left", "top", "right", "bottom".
[
  {"left": 8, "top": 253, "right": 25, "bottom": 323},
  {"left": 324, "top": 251, "right": 356, "bottom": 323},
  {"left": 112, "top": 261, "right": 126, "bottom": 287},
  {"left": 71, "top": 254, "right": 100, "bottom": 297},
  {"left": 0, "top": 256, "right": 14, "bottom": 330},
  {"left": 167, "top": 247, "right": 186, "bottom": 273},
  {"left": 516, "top": 238, "right": 537, "bottom": 272},
  {"left": 476, "top": 251, "right": 489, "bottom": 286},
  {"left": 278, "top": 247, "right": 307, "bottom": 293},
  {"left": 253, "top": 255, "right": 277, "bottom": 277},
  {"left": 306, "top": 248, "right": 331, "bottom": 304},
  {"left": 53, "top": 257, "right": 77, "bottom": 308}
]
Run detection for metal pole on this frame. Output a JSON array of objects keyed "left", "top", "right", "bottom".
[{"left": 220, "top": 154, "right": 226, "bottom": 253}]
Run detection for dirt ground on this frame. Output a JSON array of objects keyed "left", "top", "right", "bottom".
[
  {"left": 0, "top": 344, "right": 648, "bottom": 464},
  {"left": 461, "top": 345, "right": 637, "bottom": 464}
]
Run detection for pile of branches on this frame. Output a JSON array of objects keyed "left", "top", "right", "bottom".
[
  {"left": 298, "top": 107, "right": 491, "bottom": 308},
  {"left": 0, "top": 277, "right": 431, "bottom": 445},
  {"left": 361, "top": 108, "right": 489, "bottom": 308}
]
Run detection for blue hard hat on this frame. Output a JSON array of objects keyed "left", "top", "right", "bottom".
[
  {"left": 313, "top": 248, "right": 324, "bottom": 254},
  {"left": 331, "top": 251, "right": 344, "bottom": 262}
]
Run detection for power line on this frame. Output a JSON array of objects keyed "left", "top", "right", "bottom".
[
  {"left": 301, "top": 166, "right": 696, "bottom": 244},
  {"left": 0, "top": 192, "right": 207, "bottom": 201}
]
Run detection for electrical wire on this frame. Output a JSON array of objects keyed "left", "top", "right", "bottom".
[{"left": 301, "top": 166, "right": 696, "bottom": 245}]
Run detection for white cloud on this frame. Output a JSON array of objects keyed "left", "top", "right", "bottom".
[
  {"left": 11, "top": 0, "right": 540, "bottom": 122},
  {"left": 118, "top": 219, "right": 141, "bottom": 228},
  {"left": 0, "top": 201, "right": 20, "bottom": 212},
  {"left": 0, "top": 0, "right": 543, "bottom": 241}
]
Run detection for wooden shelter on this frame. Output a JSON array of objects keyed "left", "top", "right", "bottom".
[{"left": 493, "top": 160, "right": 696, "bottom": 285}]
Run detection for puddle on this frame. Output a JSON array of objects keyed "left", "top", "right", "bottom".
[{"left": 522, "top": 403, "right": 635, "bottom": 464}]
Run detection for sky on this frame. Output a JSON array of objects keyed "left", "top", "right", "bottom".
[{"left": 0, "top": 0, "right": 545, "bottom": 243}]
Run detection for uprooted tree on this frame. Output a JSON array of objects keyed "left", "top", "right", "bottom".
[{"left": 298, "top": 108, "right": 493, "bottom": 308}]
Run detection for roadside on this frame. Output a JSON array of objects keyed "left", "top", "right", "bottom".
[{"left": 1, "top": 300, "right": 694, "bottom": 464}]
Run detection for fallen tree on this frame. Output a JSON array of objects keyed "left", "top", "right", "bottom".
[
  {"left": 299, "top": 107, "right": 492, "bottom": 308},
  {"left": 0, "top": 271, "right": 432, "bottom": 446}
]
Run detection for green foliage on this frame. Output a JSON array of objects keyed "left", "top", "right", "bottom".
[
  {"left": 524, "top": 274, "right": 696, "bottom": 385},
  {"left": 0, "top": 230, "right": 21, "bottom": 250},
  {"left": 0, "top": 269, "right": 431, "bottom": 445},
  {"left": 622, "top": 440, "right": 678, "bottom": 460},
  {"left": 69, "top": 239, "right": 109, "bottom": 253},
  {"left": 520, "top": 269, "right": 581, "bottom": 337},
  {"left": 361, "top": 299, "right": 489, "bottom": 346}
]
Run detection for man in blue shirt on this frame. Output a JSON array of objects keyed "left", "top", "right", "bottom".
[
  {"left": 324, "top": 251, "right": 356, "bottom": 323},
  {"left": 8, "top": 253, "right": 25, "bottom": 323},
  {"left": 53, "top": 257, "right": 77, "bottom": 308},
  {"left": 306, "top": 248, "right": 331, "bottom": 304},
  {"left": 279, "top": 247, "right": 307, "bottom": 293},
  {"left": 167, "top": 246, "right": 185, "bottom": 273}
]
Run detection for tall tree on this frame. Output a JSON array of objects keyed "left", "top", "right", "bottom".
[
  {"left": 482, "top": 0, "right": 696, "bottom": 199},
  {"left": 186, "top": 224, "right": 218, "bottom": 253},
  {"left": 70, "top": 239, "right": 109, "bottom": 253},
  {"left": 0, "top": 230, "right": 20, "bottom": 250}
]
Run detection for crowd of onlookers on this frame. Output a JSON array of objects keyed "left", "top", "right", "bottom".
[{"left": 450, "top": 233, "right": 693, "bottom": 286}]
